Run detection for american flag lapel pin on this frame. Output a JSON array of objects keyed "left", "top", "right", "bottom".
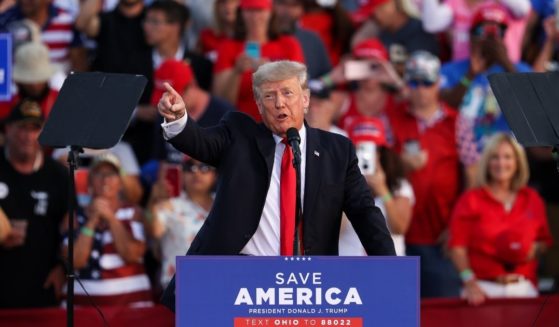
[{"left": 314, "top": 150, "right": 320, "bottom": 157}]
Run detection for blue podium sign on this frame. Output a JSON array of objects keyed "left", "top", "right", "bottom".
[
  {"left": 0, "top": 34, "right": 11, "bottom": 101},
  {"left": 177, "top": 256, "right": 419, "bottom": 327}
]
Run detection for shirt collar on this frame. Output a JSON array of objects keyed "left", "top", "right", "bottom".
[
  {"left": 272, "top": 124, "right": 307, "bottom": 150},
  {"left": 152, "top": 43, "right": 186, "bottom": 69},
  {"left": 415, "top": 106, "right": 447, "bottom": 133}
]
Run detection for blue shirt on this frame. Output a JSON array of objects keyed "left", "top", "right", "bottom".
[
  {"left": 0, "top": 4, "right": 82, "bottom": 47},
  {"left": 441, "top": 59, "right": 532, "bottom": 161}
]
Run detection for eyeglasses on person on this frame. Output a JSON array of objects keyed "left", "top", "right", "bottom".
[
  {"left": 407, "top": 79, "right": 436, "bottom": 89},
  {"left": 183, "top": 162, "right": 215, "bottom": 173}
]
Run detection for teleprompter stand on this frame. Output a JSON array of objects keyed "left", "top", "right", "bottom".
[
  {"left": 489, "top": 72, "right": 559, "bottom": 171},
  {"left": 38, "top": 72, "right": 147, "bottom": 327}
]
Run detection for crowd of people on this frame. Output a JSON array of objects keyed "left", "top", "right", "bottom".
[{"left": 0, "top": 0, "right": 557, "bottom": 310}]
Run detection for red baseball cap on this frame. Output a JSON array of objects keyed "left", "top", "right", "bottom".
[
  {"left": 471, "top": 3, "right": 509, "bottom": 28},
  {"left": 348, "top": 117, "right": 387, "bottom": 146},
  {"left": 150, "top": 59, "right": 194, "bottom": 106},
  {"left": 240, "top": 0, "right": 272, "bottom": 10},
  {"left": 352, "top": 0, "right": 391, "bottom": 24},
  {"left": 352, "top": 38, "right": 389, "bottom": 61}
]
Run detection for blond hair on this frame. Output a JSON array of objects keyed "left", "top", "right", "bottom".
[
  {"left": 252, "top": 60, "right": 308, "bottom": 102},
  {"left": 476, "top": 133, "right": 529, "bottom": 191}
]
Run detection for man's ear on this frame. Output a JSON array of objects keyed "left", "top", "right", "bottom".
[
  {"left": 256, "top": 99, "right": 264, "bottom": 115},
  {"left": 303, "top": 88, "right": 310, "bottom": 108}
]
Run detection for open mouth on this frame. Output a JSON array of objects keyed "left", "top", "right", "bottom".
[{"left": 277, "top": 113, "right": 288, "bottom": 121}]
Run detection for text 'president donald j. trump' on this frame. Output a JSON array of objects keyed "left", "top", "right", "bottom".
[{"left": 157, "top": 60, "right": 396, "bottom": 311}]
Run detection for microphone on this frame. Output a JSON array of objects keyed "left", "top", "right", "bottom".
[{"left": 286, "top": 128, "right": 301, "bottom": 167}]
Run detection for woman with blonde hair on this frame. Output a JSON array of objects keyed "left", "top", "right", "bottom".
[{"left": 448, "top": 133, "right": 552, "bottom": 305}]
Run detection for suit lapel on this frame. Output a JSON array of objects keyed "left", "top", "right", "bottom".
[
  {"left": 303, "top": 127, "right": 322, "bottom": 220},
  {"left": 255, "top": 123, "right": 275, "bottom": 181}
]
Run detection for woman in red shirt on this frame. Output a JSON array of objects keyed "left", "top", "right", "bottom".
[
  {"left": 449, "top": 133, "right": 552, "bottom": 305},
  {"left": 197, "top": 0, "right": 239, "bottom": 62},
  {"left": 212, "top": 0, "right": 304, "bottom": 121},
  {"left": 300, "top": 0, "right": 354, "bottom": 66}
]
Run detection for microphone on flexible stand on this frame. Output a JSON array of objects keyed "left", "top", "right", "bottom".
[{"left": 286, "top": 128, "right": 303, "bottom": 255}]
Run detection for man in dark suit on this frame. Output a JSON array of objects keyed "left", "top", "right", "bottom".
[{"left": 157, "top": 60, "right": 395, "bottom": 311}]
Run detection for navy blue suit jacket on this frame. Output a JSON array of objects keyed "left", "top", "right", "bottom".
[{"left": 160, "top": 112, "right": 395, "bottom": 310}]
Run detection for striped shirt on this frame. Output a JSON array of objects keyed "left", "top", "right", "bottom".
[
  {"left": 0, "top": 4, "right": 82, "bottom": 71},
  {"left": 64, "top": 205, "right": 153, "bottom": 307},
  {"left": 42, "top": 5, "right": 80, "bottom": 67}
]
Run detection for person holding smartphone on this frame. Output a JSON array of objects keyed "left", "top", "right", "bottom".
[
  {"left": 146, "top": 158, "right": 217, "bottom": 289},
  {"left": 389, "top": 51, "right": 463, "bottom": 298},
  {"left": 212, "top": 0, "right": 305, "bottom": 121},
  {"left": 331, "top": 38, "right": 404, "bottom": 143},
  {"left": 439, "top": 4, "right": 533, "bottom": 188}
]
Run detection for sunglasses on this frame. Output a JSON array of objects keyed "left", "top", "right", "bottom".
[
  {"left": 471, "top": 24, "right": 506, "bottom": 39},
  {"left": 183, "top": 162, "right": 215, "bottom": 173},
  {"left": 407, "top": 79, "right": 436, "bottom": 89}
]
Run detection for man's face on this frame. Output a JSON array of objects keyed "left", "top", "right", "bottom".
[
  {"left": 17, "top": 0, "right": 48, "bottom": 17},
  {"left": 408, "top": 79, "right": 440, "bottom": 109},
  {"left": 274, "top": 0, "right": 304, "bottom": 32},
  {"left": 143, "top": 10, "right": 177, "bottom": 46},
  {"left": 18, "top": 82, "right": 49, "bottom": 98},
  {"left": 257, "top": 76, "right": 309, "bottom": 137},
  {"left": 5, "top": 121, "right": 42, "bottom": 161}
]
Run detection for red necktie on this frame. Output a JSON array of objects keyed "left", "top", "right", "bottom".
[{"left": 280, "top": 138, "right": 296, "bottom": 255}]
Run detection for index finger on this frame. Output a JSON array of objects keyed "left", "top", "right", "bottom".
[{"left": 163, "top": 82, "right": 182, "bottom": 99}]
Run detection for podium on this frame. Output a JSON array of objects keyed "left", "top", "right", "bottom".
[{"left": 175, "top": 256, "right": 419, "bottom": 326}]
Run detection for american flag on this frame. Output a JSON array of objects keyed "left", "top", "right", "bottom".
[{"left": 63, "top": 206, "right": 153, "bottom": 307}]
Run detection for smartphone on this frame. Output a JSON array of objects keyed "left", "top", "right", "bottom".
[
  {"left": 245, "top": 41, "right": 260, "bottom": 60},
  {"left": 164, "top": 164, "right": 182, "bottom": 198},
  {"left": 356, "top": 141, "right": 376, "bottom": 175},
  {"left": 404, "top": 139, "right": 421, "bottom": 156},
  {"left": 344, "top": 60, "right": 380, "bottom": 80}
]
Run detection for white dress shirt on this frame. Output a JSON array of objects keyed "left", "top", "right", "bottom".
[
  {"left": 161, "top": 117, "right": 307, "bottom": 255},
  {"left": 152, "top": 44, "right": 186, "bottom": 69}
]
